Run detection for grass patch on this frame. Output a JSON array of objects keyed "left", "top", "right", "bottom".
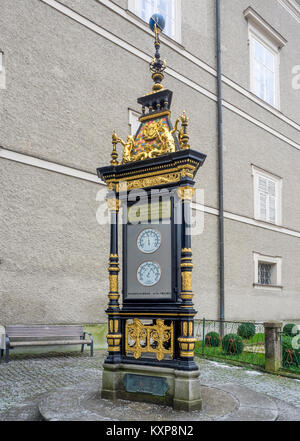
[
  {"left": 246, "top": 333, "right": 265, "bottom": 344},
  {"left": 281, "top": 365, "right": 300, "bottom": 375},
  {"left": 195, "top": 341, "right": 265, "bottom": 367}
]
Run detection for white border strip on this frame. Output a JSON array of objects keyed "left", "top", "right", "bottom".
[
  {"left": 40, "top": 0, "right": 300, "bottom": 151},
  {"left": 97, "top": 0, "right": 300, "bottom": 132},
  {"left": 0, "top": 148, "right": 101, "bottom": 184},
  {"left": 191, "top": 203, "right": 300, "bottom": 238},
  {"left": 223, "top": 102, "right": 300, "bottom": 150},
  {"left": 1, "top": 147, "right": 299, "bottom": 238},
  {"left": 277, "top": 0, "right": 300, "bottom": 23}
]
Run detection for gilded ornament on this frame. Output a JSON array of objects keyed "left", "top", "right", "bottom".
[
  {"left": 106, "top": 198, "right": 121, "bottom": 212},
  {"left": 181, "top": 271, "right": 192, "bottom": 291},
  {"left": 120, "top": 172, "right": 181, "bottom": 191},
  {"left": 114, "top": 320, "right": 118, "bottom": 333},
  {"left": 112, "top": 120, "right": 176, "bottom": 165},
  {"left": 177, "top": 186, "right": 195, "bottom": 201},
  {"left": 109, "top": 274, "right": 118, "bottom": 293},
  {"left": 183, "top": 322, "right": 188, "bottom": 336},
  {"left": 125, "top": 318, "right": 173, "bottom": 361}
]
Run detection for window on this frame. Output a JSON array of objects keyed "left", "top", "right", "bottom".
[
  {"left": 244, "top": 7, "right": 287, "bottom": 109},
  {"left": 252, "top": 166, "right": 282, "bottom": 225},
  {"left": 253, "top": 253, "right": 282, "bottom": 290},
  {"left": 250, "top": 36, "right": 276, "bottom": 106},
  {"left": 128, "top": 109, "right": 140, "bottom": 136},
  {"left": 249, "top": 32, "right": 278, "bottom": 107},
  {"left": 128, "top": 0, "right": 181, "bottom": 42}
]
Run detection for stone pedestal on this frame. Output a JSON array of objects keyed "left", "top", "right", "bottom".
[{"left": 101, "top": 363, "right": 202, "bottom": 411}]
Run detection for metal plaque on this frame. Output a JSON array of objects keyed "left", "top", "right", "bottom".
[{"left": 123, "top": 374, "right": 169, "bottom": 396}]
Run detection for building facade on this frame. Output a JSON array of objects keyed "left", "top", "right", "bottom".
[{"left": 1, "top": 0, "right": 299, "bottom": 327}]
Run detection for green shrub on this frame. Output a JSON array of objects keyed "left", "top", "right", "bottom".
[
  {"left": 222, "top": 333, "right": 244, "bottom": 355},
  {"left": 283, "top": 323, "right": 298, "bottom": 337},
  {"left": 282, "top": 335, "right": 300, "bottom": 367},
  {"left": 237, "top": 323, "right": 256, "bottom": 339},
  {"left": 205, "top": 332, "right": 220, "bottom": 347}
]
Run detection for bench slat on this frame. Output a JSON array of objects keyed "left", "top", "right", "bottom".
[
  {"left": 11, "top": 339, "right": 91, "bottom": 347},
  {"left": 6, "top": 325, "right": 84, "bottom": 338}
]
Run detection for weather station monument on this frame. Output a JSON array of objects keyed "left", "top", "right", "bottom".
[{"left": 98, "top": 14, "right": 206, "bottom": 411}]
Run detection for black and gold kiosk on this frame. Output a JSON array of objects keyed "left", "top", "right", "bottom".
[{"left": 97, "top": 15, "right": 206, "bottom": 411}]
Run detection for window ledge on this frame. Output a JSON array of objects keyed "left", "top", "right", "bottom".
[
  {"left": 249, "top": 89, "right": 280, "bottom": 111},
  {"left": 253, "top": 217, "right": 281, "bottom": 227},
  {"left": 253, "top": 283, "right": 283, "bottom": 291}
]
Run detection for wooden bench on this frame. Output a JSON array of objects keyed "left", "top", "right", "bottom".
[{"left": 3, "top": 325, "right": 94, "bottom": 363}]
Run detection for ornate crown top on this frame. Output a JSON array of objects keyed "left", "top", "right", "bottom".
[{"left": 109, "top": 14, "right": 191, "bottom": 166}]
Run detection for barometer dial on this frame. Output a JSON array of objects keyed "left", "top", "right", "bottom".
[
  {"left": 137, "top": 261, "right": 161, "bottom": 287},
  {"left": 137, "top": 229, "right": 161, "bottom": 254}
]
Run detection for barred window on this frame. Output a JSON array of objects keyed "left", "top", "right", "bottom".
[
  {"left": 253, "top": 252, "right": 282, "bottom": 291},
  {"left": 258, "top": 263, "right": 272, "bottom": 285}
]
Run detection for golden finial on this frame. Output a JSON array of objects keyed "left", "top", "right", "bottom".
[
  {"left": 111, "top": 129, "right": 119, "bottom": 165},
  {"left": 179, "top": 111, "right": 190, "bottom": 150},
  {"left": 149, "top": 14, "right": 167, "bottom": 93}
]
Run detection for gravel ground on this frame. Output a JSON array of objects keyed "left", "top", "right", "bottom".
[{"left": 0, "top": 350, "right": 299, "bottom": 417}]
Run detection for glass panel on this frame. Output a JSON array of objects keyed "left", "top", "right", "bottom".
[
  {"left": 130, "top": 112, "right": 140, "bottom": 136},
  {"left": 265, "top": 50, "right": 275, "bottom": 72},
  {"left": 157, "top": 0, "right": 174, "bottom": 37},
  {"left": 253, "top": 39, "right": 264, "bottom": 63},
  {"left": 268, "top": 196, "right": 276, "bottom": 223},
  {"left": 139, "top": 0, "right": 150, "bottom": 21},
  {"left": 135, "top": 0, "right": 175, "bottom": 39},
  {"left": 265, "top": 68, "right": 275, "bottom": 106},
  {"left": 253, "top": 59, "right": 264, "bottom": 100}
]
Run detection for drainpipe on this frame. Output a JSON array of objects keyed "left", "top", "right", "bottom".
[{"left": 216, "top": 0, "right": 225, "bottom": 333}]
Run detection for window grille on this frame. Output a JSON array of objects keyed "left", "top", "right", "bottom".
[{"left": 258, "top": 262, "right": 272, "bottom": 285}]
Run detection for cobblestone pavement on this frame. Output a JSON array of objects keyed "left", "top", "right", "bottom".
[
  {"left": 0, "top": 351, "right": 106, "bottom": 414},
  {"left": 197, "top": 359, "right": 300, "bottom": 409},
  {"left": 0, "top": 351, "right": 299, "bottom": 417}
]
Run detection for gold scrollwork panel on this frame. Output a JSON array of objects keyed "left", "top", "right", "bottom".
[{"left": 125, "top": 318, "right": 174, "bottom": 361}]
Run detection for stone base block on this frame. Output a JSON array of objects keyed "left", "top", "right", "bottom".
[{"left": 101, "top": 362, "right": 202, "bottom": 411}]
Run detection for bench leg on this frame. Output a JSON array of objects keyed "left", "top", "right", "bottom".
[
  {"left": 0, "top": 349, "right": 3, "bottom": 363},
  {"left": 81, "top": 343, "right": 84, "bottom": 353},
  {"left": 5, "top": 336, "right": 10, "bottom": 363},
  {"left": 5, "top": 347, "right": 9, "bottom": 363},
  {"left": 90, "top": 341, "right": 94, "bottom": 357}
]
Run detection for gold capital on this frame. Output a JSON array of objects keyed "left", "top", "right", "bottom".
[
  {"left": 106, "top": 198, "right": 121, "bottom": 211},
  {"left": 177, "top": 186, "right": 195, "bottom": 201}
]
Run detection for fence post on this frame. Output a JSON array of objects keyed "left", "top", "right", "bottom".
[
  {"left": 202, "top": 318, "right": 205, "bottom": 355},
  {"left": 264, "top": 321, "right": 282, "bottom": 373}
]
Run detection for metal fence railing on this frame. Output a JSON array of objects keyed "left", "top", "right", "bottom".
[
  {"left": 194, "top": 318, "right": 265, "bottom": 368},
  {"left": 280, "top": 330, "right": 300, "bottom": 375}
]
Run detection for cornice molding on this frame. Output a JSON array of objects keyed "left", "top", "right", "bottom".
[{"left": 244, "top": 7, "right": 287, "bottom": 48}]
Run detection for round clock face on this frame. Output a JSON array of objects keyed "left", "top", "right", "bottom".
[
  {"left": 137, "top": 229, "right": 161, "bottom": 254},
  {"left": 137, "top": 261, "right": 161, "bottom": 287}
]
